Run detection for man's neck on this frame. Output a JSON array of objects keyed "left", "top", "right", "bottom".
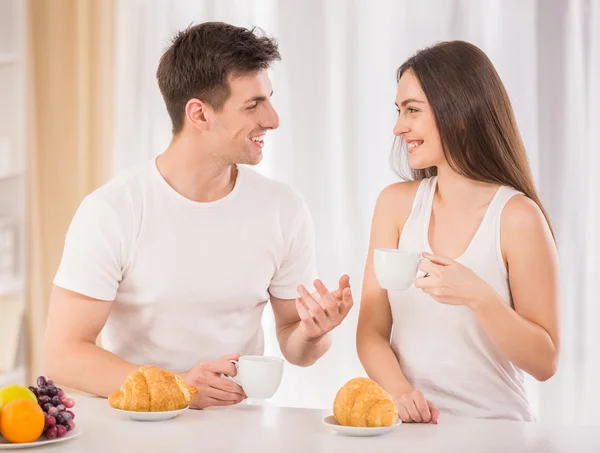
[{"left": 156, "top": 138, "right": 238, "bottom": 203}]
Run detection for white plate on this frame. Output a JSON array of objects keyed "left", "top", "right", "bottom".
[
  {"left": 0, "top": 428, "right": 82, "bottom": 450},
  {"left": 113, "top": 406, "right": 189, "bottom": 421},
  {"left": 322, "top": 415, "right": 402, "bottom": 437}
]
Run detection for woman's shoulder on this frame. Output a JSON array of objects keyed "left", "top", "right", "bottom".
[
  {"left": 376, "top": 179, "right": 423, "bottom": 207},
  {"left": 373, "top": 179, "right": 425, "bottom": 228},
  {"left": 502, "top": 194, "right": 547, "bottom": 232},
  {"left": 501, "top": 194, "right": 555, "bottom": 258}
]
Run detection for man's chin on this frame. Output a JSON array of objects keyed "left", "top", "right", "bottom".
[{"left": 238, "top": 152, "right": 263, "bottom": 166}]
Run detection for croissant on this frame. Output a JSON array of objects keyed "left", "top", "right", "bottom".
[
  {"left": 333, "top": 377, "right": 398, "bottom": 427},
  {"left": 108, "top": 365, "right": 198, "bottom": 412}
]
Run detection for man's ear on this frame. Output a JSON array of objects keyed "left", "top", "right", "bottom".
[{"left": 185, "top": 98, "right": 210, "bottom": 131}]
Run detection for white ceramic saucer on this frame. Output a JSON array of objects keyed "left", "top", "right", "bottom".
[
  {"left": 322, "top": 415, "right": 401, "bottom": 437},
  {"left": 113, "top": 406, "right": 188, "bottom": 421}
]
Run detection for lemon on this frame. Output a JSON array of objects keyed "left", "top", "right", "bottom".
[{"left": 0, "top": 385, "right": 37, "bottom": 411}]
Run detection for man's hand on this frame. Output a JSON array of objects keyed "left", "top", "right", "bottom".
[
  {"left": 185, "top": 354, "right": 247, "bottom": 409},
  {"left": 295, "top": 275, "right": 353, "bottom": 340}
]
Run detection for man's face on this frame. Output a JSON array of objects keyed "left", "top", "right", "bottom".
[{"left": 207, "top": 69, "right": 280, "bottom": 165}]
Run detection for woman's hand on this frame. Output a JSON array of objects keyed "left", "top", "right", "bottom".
[
  {"left": 414, "top": 252, "right": 493, "bottom": 309},
  {"left": 393, "top": 389, "right": 440, "bottom": 424}
]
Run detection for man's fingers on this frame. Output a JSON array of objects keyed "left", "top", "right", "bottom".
[
  {"left": 195, "top": 397, "right": 242, "bottom": 409},
  {"left": 207, "top": 385, "right": 246, "bottom": 402},
  {"left": 207, "top": 374, "right": 246, "bottom": 396},
  {"left": 331, "top": 274, "right": 351, "bottom": 299},
  {"left": 313, "top": 280, "right": 340, "bottom": 316},
  {"left": 297, "top": 285, "right": 328, "bottom": 325},
  {"left": 428, "top": 400, "right": 440, "bottom": 424},
  {"left": 208, "top": 358, "right": 238, "bottom": 376},
  {"left": 337, "top": 274, "right": 350, "bottom": 292},
  {"left": 295, "top": 298, "right": 322, "bottom": 338},
  {"left": 339, "top": 287, "right": 353, "bottom": 317}
]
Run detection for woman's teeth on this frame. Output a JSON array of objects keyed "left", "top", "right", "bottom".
[{"left": 407, "top": 141, "right": 423, "bottom": 149}]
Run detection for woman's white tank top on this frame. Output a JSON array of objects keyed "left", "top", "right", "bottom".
[{"left": 389, "top": 176, "right": 534, "bottom": 421}]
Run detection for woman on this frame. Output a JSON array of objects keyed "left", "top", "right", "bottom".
[{"left": 356, "top": 41, "right": 559, "bottom": 423}]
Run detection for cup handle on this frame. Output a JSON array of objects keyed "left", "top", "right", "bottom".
[
  {"left": 222, "top": 359, "right": 242, "bottom": 386},
  {"left": 415, "top": 257, "right": 431, "bottom": 280}
]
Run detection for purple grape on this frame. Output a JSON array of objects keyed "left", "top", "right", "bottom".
[
  {"left": 46, "top": 426, "right": 58, "bottom": 440},
  {"left": 38, "top": 386, "right": 48, "bottom": 396},
  {"left": 55, "top": 413, "right": 66, "bottom": 425},
  {"left": 51, "top": 396, "right": 62, "bottom": 406},
  {"left": 42, "top": 403, "right": 54, "bottom": 413},
  {"left": 37, "top": 376, "right": 47, "bottom": 387},
  {"left": 56, "top": 425, "right": 67, "bottom": 438},
  {"left": 61, "top": 411, "right": 72, "bottom": 423},
  {"left": 67, "top": 420, "right": 75, "bottom": 432},
  {"left": 28, "top": 386, "right": 39, "bottom": 396},
  {"left": 66, "top": 410, "right": 75, "bottom": 420},
  {"left": 38, "top": 395, "right": 51, "bottom": 405},
  {"left": 56, "top": 404, "right": 65, "bottom": 412},
  {"left": 47, "top": 387, "right": 58, "bottom": 397},
  {"left": 62, "top": 398, "right": 75, "bottom": 409},
  {"left": 48, "top": 406, "right": 59, "bottom": 416},
  {"left": 57, "top": 388, "right": 65, "bottom": 398},
  {"left": 46, "top": 380, "right": 55, "bottom": 387},
  {"left": 45, "top": 414, "right": 56, "bottom": 427}
]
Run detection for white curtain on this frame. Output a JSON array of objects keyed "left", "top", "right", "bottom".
[{"left": 112, "top": 0, "right": 600, "bottom": 424}]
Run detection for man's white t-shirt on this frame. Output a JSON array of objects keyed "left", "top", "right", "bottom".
[{"left": 54, "top": 159, "right": 317, "bottom": 372}]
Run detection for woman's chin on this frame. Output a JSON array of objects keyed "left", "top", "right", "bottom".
[{"left": 408, "top": 157, "right": 432, "bottom": 170}]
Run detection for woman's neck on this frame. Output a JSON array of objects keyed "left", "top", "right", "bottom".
[{"left": 435, "top": 163, "right": 500, "bottom": 210}]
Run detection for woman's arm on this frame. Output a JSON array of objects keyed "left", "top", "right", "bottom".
[
  {"left": 470, "top": 195, "right": 560, "bottom": 381},
  {"left": 357, "top": 182, "right": 439, "bottom": 423},
  {"left": 415, "top": 194, "right": 560, "bottom": 382}
]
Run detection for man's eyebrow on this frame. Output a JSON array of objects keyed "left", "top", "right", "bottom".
[{"left": 244, "top": 90, "right": 274, "bottom": 103}]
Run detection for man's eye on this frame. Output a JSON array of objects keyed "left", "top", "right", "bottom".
[{"left": 247, "top": 103, "right": 259, "bottom": 110}]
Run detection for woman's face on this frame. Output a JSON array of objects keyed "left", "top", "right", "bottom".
[{"left": 394, "top": 69, "right": 445, "bottom": 170}]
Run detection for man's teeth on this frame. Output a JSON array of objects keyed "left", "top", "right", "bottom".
[{"left": 251, "top": 136, "right": 264, "bottom": 142}]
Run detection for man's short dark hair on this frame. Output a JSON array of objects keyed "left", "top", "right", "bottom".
[{"left": 157, "top": 22, "right": 281, "bottom": 134}]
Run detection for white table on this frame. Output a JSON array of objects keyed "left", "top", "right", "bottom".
[{"left": 18, "top": 395, "right": 600, "bottom": 452}]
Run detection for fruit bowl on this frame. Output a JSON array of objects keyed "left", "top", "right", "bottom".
[{"left": 0, "top": 376, "right": 78, "bottom": 446}]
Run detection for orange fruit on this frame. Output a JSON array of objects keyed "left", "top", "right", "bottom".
[{"left": 0, "top": 399, "right": 45, "bottom": 443}]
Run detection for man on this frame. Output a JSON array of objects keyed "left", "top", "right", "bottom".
[{"left": 44, "top": 22, "right": 353, "bottom": 409}]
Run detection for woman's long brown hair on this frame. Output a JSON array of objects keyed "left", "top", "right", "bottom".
[{"left": 394, "top": 40, "right": 554, "bottom": 240}]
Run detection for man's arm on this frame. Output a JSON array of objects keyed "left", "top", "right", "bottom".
[
  {"left": 45, "top": 286, "right": 247, "bottom": 408},
  {"left": 271, "top": 276, "right": 353, "bottom": 367},
  {"left": 44, "top": 286, "right": 140, "bottom": 397}
]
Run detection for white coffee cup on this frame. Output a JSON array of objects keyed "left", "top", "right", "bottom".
[
  {"left": 374, "top": 248, "right": 424, "bottom": 291},
  {"left": 225, "top": 355, "right": 284, "bottom": 399}
]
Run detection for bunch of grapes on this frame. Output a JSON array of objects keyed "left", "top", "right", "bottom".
[{"left": 28, "top": 376, "right": 76, "bottom": 440}]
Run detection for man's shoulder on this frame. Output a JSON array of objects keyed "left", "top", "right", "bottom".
[
  {"left": 83, "top": 160, "right": 154, "bottom": 214},
  {"left": 240, "top": 165, "right": 304, "bottom": 205}
]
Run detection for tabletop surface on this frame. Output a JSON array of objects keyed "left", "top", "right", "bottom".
[{"left": 4, "top": 394, "right": 600, "bottom": 453}]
